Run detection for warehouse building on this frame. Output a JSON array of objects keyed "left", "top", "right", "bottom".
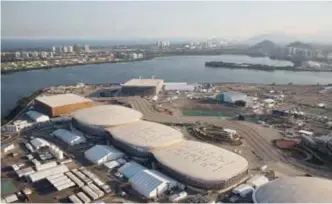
[
  {"left": 252, "top": 177, "right": 332, "bottom": 203},
  {"left": 121, "top": 78, "right": 164, "bottom": 96},
  {"left": 72, "top": 105, "right": 143, "bottom": 136},
  {"left": 218, "top": 91, "right": 247, "bottom": 104},
  {"left": 118, "top": 161, "right": 147, "bottom": 179},
  {"left": 107, "top": 121, "right": 184, "bottom": 157},
  {"left": 129, "top": 169, "right": 178, "bottom": 198},
  {"left": 84, "top": 145, "right": 124, "bottom": 164},
  {"left": 34, "top": 94, "right": 92, "bottom": 117},
  {"left": 26, "top": 110, "right": 50, "bottom": 122},
  {"left": 52, "top": 129, "right": 86, "bottom": 146},
  {"left": 30, "top": 138, "right": 50, "bottom": 150},
  {"left": 152, "top": 140, "right": 249, "bottom": 190}
]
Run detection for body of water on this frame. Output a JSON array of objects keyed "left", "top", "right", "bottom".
[{"left": 2, "top": 55, "right": 332, "bottom": 118}]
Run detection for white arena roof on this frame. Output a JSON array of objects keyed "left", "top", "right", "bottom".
[
  {"left": 253, "top": 177, "right": 332, "bottom": 203},
  {"left": 36, "top": 94, "right": 92, "bottom": 107},
  {"left": 123, "top": 79, "right": 163, "bottom": 87},
  {"left": 152, "top": 140, "right": 249, "bottom": 183},
  {"left": 107, "top": 121, "right": 184, "bottom": 151},
  {"left": 72, "top": 105, "right": 143, "bottom": 127}
]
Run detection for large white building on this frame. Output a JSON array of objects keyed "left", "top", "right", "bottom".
[
  {"left": 26, "top": 110, "right": 50, "bottom": 123},
  {"left": 84, "top": 145, "right": 124, "bottom": 164},
  {"left": 118, "top": 161, "right": 147, "bottom": 179},
  {"left": 129, "top": 169, "right": 178, "bottom": 198},
  {"left": 72, "top": 105, "right": 143, "bottom": 136},
  {"left": 219, "top": 91, "right": 247, "bottom": 103},
  {"left": 252, "top": 177, "right": 332, "bottom": 203},
  {"left": 152, "top": 140, "right": 249, "bottom": 190},
  {"left": 30, "top": 138, "right": 50, "bottom": 150},
  {"left": 107, "top": 121, "right": 184, "bottom": 156},
  {"left": 52, "top": 129, "right": 86, "bottom": 146}
]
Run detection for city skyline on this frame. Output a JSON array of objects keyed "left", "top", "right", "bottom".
[{"left": 1, "top": 1, "right": 332, "bottom": 43}]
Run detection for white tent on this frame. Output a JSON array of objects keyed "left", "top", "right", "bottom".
[
  {"left": 26, "top": 111, "right": 50, "bottom": 122},
  {"left": 52, "top": 129, "right": 86, "bottom": 146},
  {"left": 129, "top": 169, "right": 178, "bottom": 198},
  {"left": 118, "top": 161, "right": 147, "bottom": 179},
  {"left": 246, "top": 175, "right": 269, "bottom": 188},
  {"left": 84, "top": 145, "right": 124, "bottom": 164},
  {"left": 30, "top": 138, "right": 50, "bottom": 149}
]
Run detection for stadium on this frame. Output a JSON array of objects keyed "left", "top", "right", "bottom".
[
  {"left": 71, "top": 105, "right": 143, "bottom": 136},
  {"left": 252, "top": 177, "right": 332, "bottom": 203},
  {"left": 152, "top": 140, "right": 249, "bottom": 190},
  {"left": 106, "top": 120, "right": 184, "bottom": 157}
]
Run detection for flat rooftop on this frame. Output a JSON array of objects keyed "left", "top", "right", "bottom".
[
  {"left": 123, "top": 79, "right": 163, "bottom": 87},
  {"left": 36, "top": 94, "right": 92, "bottom": 107}
]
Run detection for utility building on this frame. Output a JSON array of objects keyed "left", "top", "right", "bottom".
[
  {"left": 121, "top": 78, "right": 164, "bottom": 96},
  {"left": 34, "top": 94, "right": 92, "bottom": 117}
]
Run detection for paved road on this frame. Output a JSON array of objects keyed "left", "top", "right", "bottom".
[{"left": 93, "top": 96, "right": 332, "bottom": 178}]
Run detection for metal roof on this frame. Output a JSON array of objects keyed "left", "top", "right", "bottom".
[
  {"left": 36, "top": 93, "right": 92, "bottom": 107},
  {"left": 152, "top": 140, "right": 249, "bottom": 182},
  {"left": 30, "top": 138, "right": 49, "bottom": 149},
  {"left": 53, "top": 129, "right": 86, "bottom": 145},
  {"left": 118, "top": 161, "right": 147, "bottom": 179},
  {"left": 253, "top": 177, "right": 332, "bottom": 203},
  {"left": 123, "top": 79, "right": 163, "bottom": 87},
  {"left": 72, "top": 105, "right": 143, "bottom": 127},
  {"left": 106, "top": 121, "right": 184, "bottom": 150},
  {"left": 84, "top": 145, "right": 124, "bottom": 164}
]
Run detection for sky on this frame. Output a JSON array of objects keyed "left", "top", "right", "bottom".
[{"left": 1, "top": 1, "right": 332, "bottom": 42}]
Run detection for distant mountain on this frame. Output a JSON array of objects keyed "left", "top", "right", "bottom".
[
  {"left": 287, "top": 41, "right": 312, "bottom": 49},
  {"left": 250, "top": 40, "right": 278, "bottom": 50},
  {"left": 245, "top": 33, "right": 299, "bottom": 45}
]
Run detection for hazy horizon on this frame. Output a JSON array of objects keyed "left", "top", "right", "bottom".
[{"left": 2, "top": 1, "right": 332, "bottom": 43}]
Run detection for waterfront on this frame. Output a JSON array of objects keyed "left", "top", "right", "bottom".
[{"left": 2, "top": 55, "right": 332, "bottom": 118}]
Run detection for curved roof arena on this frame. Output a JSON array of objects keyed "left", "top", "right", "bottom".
[
  {"left": 106, "top": 121, "right": 184, "bottom": 151},
  {"left": 152, "top": 140, "right": 249, "bottom": 184},
  {"left": 253, "top": 176, "right": 332, "bottom": 203},
  {"left": 72, "top": 105, "right": 142, "bottom": 127}
]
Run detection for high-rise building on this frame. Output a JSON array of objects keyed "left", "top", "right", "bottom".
[
  {"left": 84, "top": 44, "right": 90, "bottom": 53},
  {"left": 15, "top": 52, "right": 21, "bottom": 58},
  {"left": 63, "top": 46, "right": 68, "bottom": 53},
  {"left": 40, "top": 51, "right": 48, "bottom": 58},
  {"left": 31, "top": 52, "right": 39, "bottom": 58},
  {"left": 52, "top": 46, "right": 56, "bottom": 53},
  {"left": 22, "top": 52, "right": 30, "bottom": 58},
  {"left": 68, "top": 46, "right": 74, "bottom": 53},
  {"left": 73, "top": 44, "right": 80, "bottom": 53},
  {"left": 55, "top": 47, "right": 62, "bottom": 53}
]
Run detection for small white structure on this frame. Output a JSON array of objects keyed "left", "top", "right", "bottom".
[
  {"left": 299, "top": 130, "right": 314, "bottom": 137},
  {"left": 4, "top": 194, "right": 18, "bottom": 203},
  {"left": 169, "top": 191, "right": 188, "bottom": 202},
  {"left": 129, "top": 169, "right": 178, "bottom": 198},
  {"left": 28, "top": 164, "right": 69, "bottom": 182},
  {"left": 35, "top": 161, "right": 57, "bottom": 171},
  {"left": 52, "top": 129, "right": 86, "bottom": 146},
  {"left": 232, "top": 184, "right": 254, "bottom": 197},
  {"left": 263, "top": 99, "right": 275, "bottom": 104},
  {"left": 118, "top": 161, "right": 147, "bottom": 179},
  {"left": 164, "top": 82, "right": 196, "bottom": 92},
  {"left": 104, "top": 160, "right": 121, "bottom": 170},
  {"left": 246, "top": 175, "right": 269, "bottom": 189},
  {"left": 26, "top": 110, "right": 50, "bottom": 122},
  {"left": 7, "top": 120, "right": 32, "bottom": 132},
  {"left": 84, "top": 145, "right": 124, "bottom": 164},
  {"left": 2, "top": 144, "right": 15, "bottom": 153},
  {"left": 223, "top": 128, "right": 237, "bottom": 138},
  {"left": 220, "top": 91, "right": 247, "bottom": 103},
  {"left": 30, "top": 138, "right": 50, "bottom": 150},
  {"left": 317, "top": 103, "right": 325, "bottom": 108},
  {"left": 16, "top": 167, "right": 35, "bottom": 178}
]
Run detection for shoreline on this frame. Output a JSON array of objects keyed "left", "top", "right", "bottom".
[
  {"left": 3, "top": 54, "right": 332, "bottom": 75},
  {"left": 1, "top": 57, "right": 154, "bottom": 75},
  {"left": 205, "top": 61, "right": 332, "bottom": 72}
]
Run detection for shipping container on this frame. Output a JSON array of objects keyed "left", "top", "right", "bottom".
[
  {"left": 52, "top": 178, "right": 72, "bottom": 187},
  {"left": 28, "top": 164, "right": 69, "bottom": 182},
  {"left": 16, "top": 167, "right": 35, "bottom": 178},
  {"left": 82, "top": 186, "right": 99, "bottom": 200},
  {"left": 68, "top": 194, "right": 83, "bottom": 204},
  {"left": 35, "top": 161, "right": 57, "bottom": 171},
  {"left": 77, "top": 192, "right": 91, "bottom": 203},
  {"left": 60, "top": 159, "right": 72, "bottom": 164},
  {"left": 65, "top": 172, "right": 84, "bottom": 187},
  {"left": 93, "top": 178, "right": 104, "bottom": 187},
  {"left": 47, "top": 173, "right": 64, "bottom": 180},
  {"left": 31, "top": 159, "right": 41, "bottom": 166},
  {"left": 56, "top": 181, "right": 75, "bottom": 191},
  {"left": 88, "top": 184, "right": 104, "bottom": 197},
  {"left": 48, "top": 175, "right": 68, "bottom": 184}
]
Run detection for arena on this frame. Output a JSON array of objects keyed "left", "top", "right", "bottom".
[
  {"left": 121, "top": 78, "right": 164, "bottom": 96},
  {"left": 34, "top": 93, "right": 92, "bottom": 117},
  {"left": 72, "top": 105, "right": 143, "bottom": 136},
  {"left": 252, "top": 177, "right": 332, "bottom": 203},
  {"left": 152, "top": 140, "right": 249, "bottom": 190},
  {"left": 106, "top": 121, "right": 184, "bottom": 157}
]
